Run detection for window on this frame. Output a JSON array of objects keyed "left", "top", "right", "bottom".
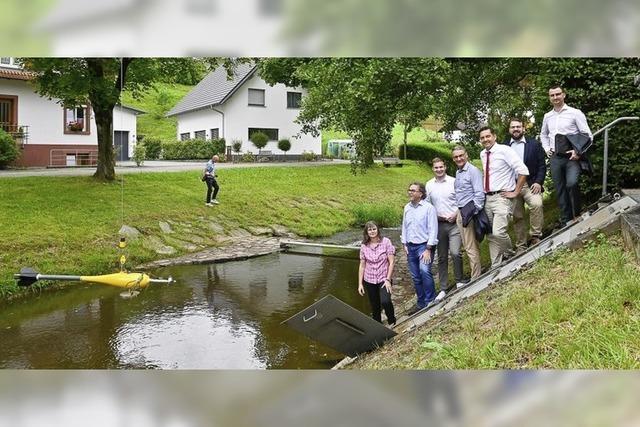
[
  {"left": 210, "top": 128, "right": 219, "bottom": 139},
  {"left": 64, "top": 105, "right": 91, "bottom": 134},
  {"left": 287, "top": 92, "right": 302, "bottom": 109},
  {"left": 0, "top": 57, "right": 19, "bottom": 68},
  {"left": 248, "top": 128, "right": 278, "bottom": 141},
  {"left": 248, "top": 89, "right": 265, "bottom": 106},
  {"left": 180, "top": 132, "right": 191, "bottom": 141},
  {"left": 195, "top": 130, "right": 206, "bottom": 139}
]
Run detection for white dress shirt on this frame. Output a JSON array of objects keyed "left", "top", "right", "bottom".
[
  {"left": 425, "top": 175, "right": 458, "bottom": 218},
  {"left": 539, "top": 104, "right": 592, "bottom": 153},
  {"left": 480, "top": 143, "right": 529, "bottom": 193},
  {"left": 509, "top": 137, "right": 526, "bottom": 161}
]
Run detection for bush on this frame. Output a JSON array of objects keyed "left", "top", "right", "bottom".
[
  {"left": 250, "top": 132, "right": 269, "bottom": 151},
  {"left": 143, "top": 138, "right": 162, "bottom": 160},
  {"left": 211, "top": 138, "right": 226, "bottom": 156},
  {"left": 0, "top": 129, "right": 19, "bottom": 168},
  {"left": 351, "top": 203, "right": 403, "bottom": 228},
  {"left": 132, "top": 144, "right": 146, "bottom": 166},
  {"left": 301, "top": 151, "right": 317, "bottom": 161},
  {"left": 240, "top": 152, "right": 255, "bottom": 162},
  {"left": 397, "top": 142, "right": 457, "bottom": 171},
  {"left": 278, "top": 138, "right": 291, "bottom": 154},
  {"left": 162, "top": 139, "right": 221, "bottom": 160}
]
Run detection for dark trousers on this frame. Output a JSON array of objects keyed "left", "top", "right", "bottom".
[
  {"left": 364, "top": 280, "right": 396, "bottom": 325},
  {"left": 550, "top": 155, "right": 581, "bottom": 225},
  {"left": 206, "top": 177, "right": 219, "bottom": 203}
]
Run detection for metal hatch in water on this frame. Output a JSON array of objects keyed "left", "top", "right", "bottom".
[{"left": 282, "top": 295, "right": 397, "bottom": 357}]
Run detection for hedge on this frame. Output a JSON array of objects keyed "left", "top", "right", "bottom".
[{"left": 161, "top": 138, "right": 226, "bottom": 160}]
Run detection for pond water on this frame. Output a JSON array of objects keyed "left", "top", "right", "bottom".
[{"left": 0, "top": 252, "right": 368, "bottom": 369}]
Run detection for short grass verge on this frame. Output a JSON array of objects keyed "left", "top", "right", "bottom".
[{"left": 354, "top": 233, "right": 640, "bottom": 369}]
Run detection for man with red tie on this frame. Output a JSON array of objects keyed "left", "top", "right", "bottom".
[{"left": 479, "top": 126, "right": 529, "bottom": 267}]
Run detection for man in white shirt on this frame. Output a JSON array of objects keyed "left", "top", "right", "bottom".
[
  {"left": 425, "top": 158, "right": 463, "bottom": 301},
  {"left": 502, "top": 118, "right": 547, "bottom": 253},
  {"left": 479, "top": 126, "right": 529, "bottom": 266},
  {"left": 540, "top": 85, "right": 592, "bottom": 226}
]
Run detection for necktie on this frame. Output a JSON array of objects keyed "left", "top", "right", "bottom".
[{"left": 484, "top": 150, "right": 491, "bottom": 192}]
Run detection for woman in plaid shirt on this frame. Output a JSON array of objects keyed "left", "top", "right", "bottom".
[{"left": 358, "top": 221, "right": 397, "bottom": 327}]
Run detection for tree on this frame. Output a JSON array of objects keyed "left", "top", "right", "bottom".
[
  {"left": 260, "top": 58, "right": 448, "bottom": 171},
  {"left": 21, "top": 58, "right": 216, "bottom": 181},
  {"left": 250, "top": 132, "right": 269, "bottom": 152},
  {"left": 278, "top": 138, "right": 291, "bottom": 159}
]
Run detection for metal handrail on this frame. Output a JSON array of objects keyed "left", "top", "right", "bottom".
[{"left": 593, "top": 116, "right": 640, "bottom": 196}]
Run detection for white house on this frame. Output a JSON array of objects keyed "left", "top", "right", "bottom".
[
  {"left": 167, "top": 63, "right": 321, "bottom": 157},
  {"left": 36, "top": 0, "right": 287, "bottom": 56},
  {"left": 0, "top": 58, "right": 144, "bottom": 167}
]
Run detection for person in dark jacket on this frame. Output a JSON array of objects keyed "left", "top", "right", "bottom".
[
  {"left": 540, "top": 85, "right": 592, "bottom": 226},
  {"left": 502, "top": 118, "right": 546, "bottom": 252}
]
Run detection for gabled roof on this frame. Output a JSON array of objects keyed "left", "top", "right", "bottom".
[
  {"left": 115, "top": 104, "right": 146, "bottom": 115},
  {"left": 166, "top": 62, "right": 258, "bottom": 117}
]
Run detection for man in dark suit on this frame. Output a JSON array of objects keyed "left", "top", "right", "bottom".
[{"left": 502, "top": 118, "right": 546, "bottom": 252}]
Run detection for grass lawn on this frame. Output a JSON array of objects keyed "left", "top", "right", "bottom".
[
  {"left": 0, "top": 163, "right": 430, "bottom": 298},
  {"left": 354, "top": 233, "right": 640, "bottom": 369},
  {"left": 120, "top": 83, "right": 194, "bottom": 141}
]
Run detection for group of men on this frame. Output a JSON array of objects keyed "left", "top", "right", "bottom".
[{"left": 401, "top": 85, "right": 593, "bottom": 314}]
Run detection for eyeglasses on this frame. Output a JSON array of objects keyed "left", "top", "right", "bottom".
[{"left": 407, "top": 189, "right": 421, "bottom": 193}]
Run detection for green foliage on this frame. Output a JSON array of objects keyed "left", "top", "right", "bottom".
[
  {"left": 162, "top": 139, "right": 220, "bottom": 160},
  {"left": 533, "top": 58, "right": 640, "bottom": 197},
  {"left": 300, "top": 151, "right": 318, "bottom": 161},
  {"left": 211, "top": 138, "right": 226, "bottom": 155},
  {"left": 250, "top": 132, "right": 269, "bottom": 150},
  {"left": 142, "top": 138, "right": 163, "bottom": 160},
  {"left": 260, "top": 58, "right": 448, "bottom": 171},
  {"left": 351, "top": 203, "right": 402, "bottom": 227},
  {"left": 231, "top": 140, "right": 243, "bottom": 153},
  {"left": 397, "top": 142, "right": 456, "bottom": 171},
  {"left": 240, "top": 152, "right": 255, "bottom": 162},
  {"left": 278, "top": 138, "right": 291, "bottom": 153},
  {"left": 132, "top": 143, "right": 146, "bottom": 166},
  {"left": 0, "top": 129, "right": 20, "bottom": 169},
  {"left": 120, "top": 83, "right": 194, "bottom": 141}
]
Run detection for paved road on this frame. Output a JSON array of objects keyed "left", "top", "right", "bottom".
[{"left": 0, "top": 159, "right": 352, "bottom": 178}]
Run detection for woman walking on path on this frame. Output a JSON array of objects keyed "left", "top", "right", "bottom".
[{"left": 358, "top": 221, "right": 397, "bottom": 327}]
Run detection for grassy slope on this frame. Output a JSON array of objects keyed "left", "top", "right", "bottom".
[
  {"left": 0, "top": 163, "right": 427, "bottom": 298},
  {"left": 355, "top": 233, "right": 640, "bottom": 369},
  {"left": 120, "top": 83, "right": 194, "bottom": 141}
]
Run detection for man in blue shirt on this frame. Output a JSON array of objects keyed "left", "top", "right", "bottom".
[
  {"left": 452, "top": 146, "right": 484, "bottom": 279},
  {"left": 401, "top": 182, "right": 439, "bottom": 314}
]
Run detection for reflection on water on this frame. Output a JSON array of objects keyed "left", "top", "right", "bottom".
[{"left": 0, "top": 252, "right": 366, "bottom": 369}]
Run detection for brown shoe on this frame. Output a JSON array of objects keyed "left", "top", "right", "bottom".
[{"left": 529, "top": 236, "right": 541, "bottom": 246}]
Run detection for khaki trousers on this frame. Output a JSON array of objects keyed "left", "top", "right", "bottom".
[
  {"left": 456, "top": 211, "right": 482, "bottom": 279},
  {"left": 485, "top": 194, "right": 515, "bottom": 267},
  {"left": 512, "top": 183, "right": 544, "bottom": 250}
]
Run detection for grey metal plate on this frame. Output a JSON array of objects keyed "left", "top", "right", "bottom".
[{"left": 282, "top": 295, "right": 397, "bottom": 357}]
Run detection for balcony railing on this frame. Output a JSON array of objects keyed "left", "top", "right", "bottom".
[{"left": 0, "top": 123, "right": 29, "bottom": 145}]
